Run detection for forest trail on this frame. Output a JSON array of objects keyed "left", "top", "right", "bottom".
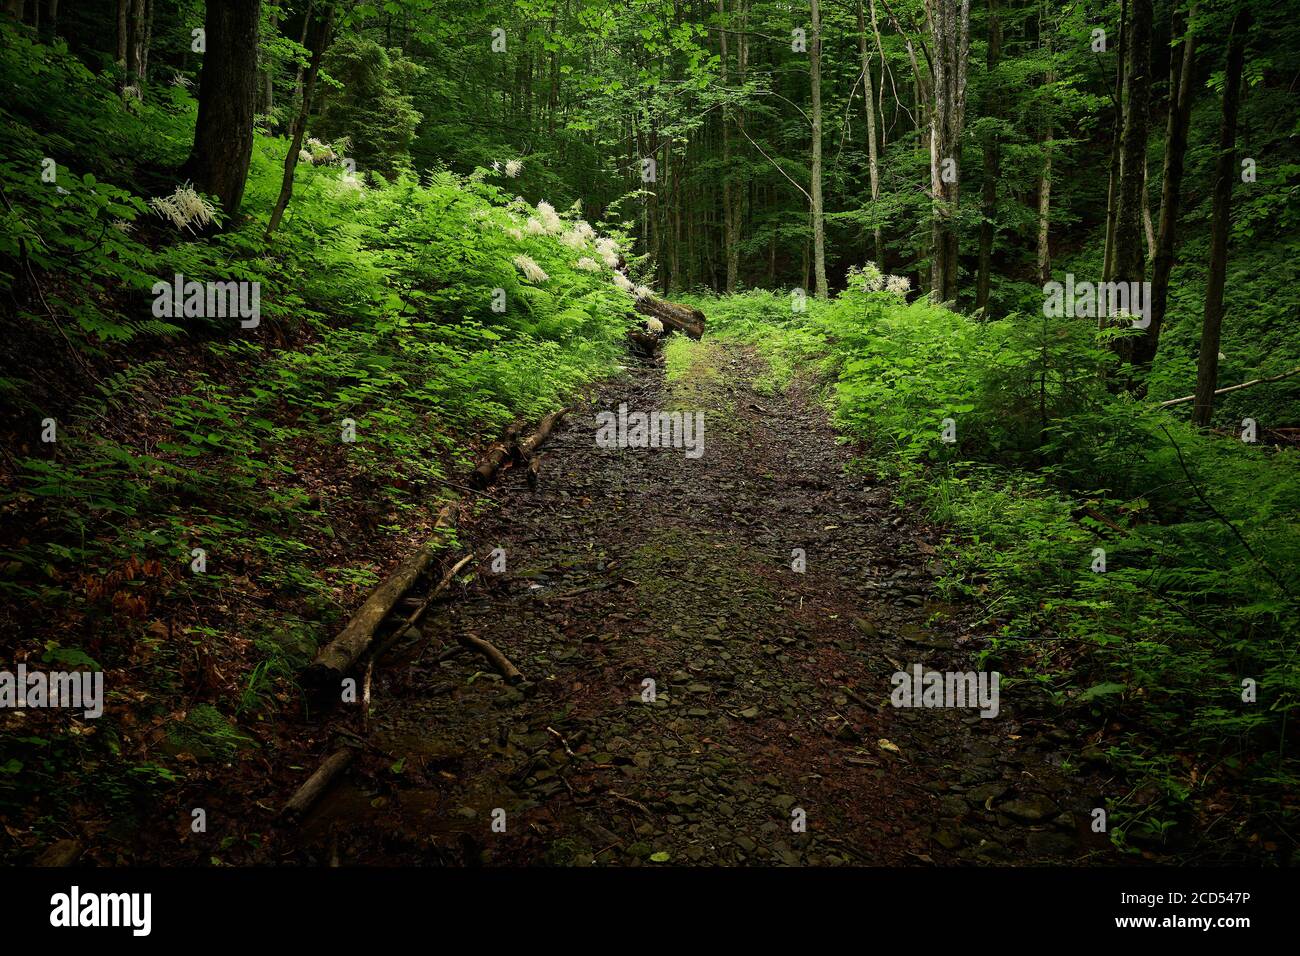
[{"left": 263, "top": 340, "right": 1116, "bottom": 866}]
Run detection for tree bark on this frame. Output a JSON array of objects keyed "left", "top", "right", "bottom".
[
  {"left": 719, "top": 0, "right": 739, "bottom": 293},
  {"left": 124, "top": 0, "right": 147, "bottom": 94},
  {"left": 1192, "top": 8, "right": 1250, "bottom": 427},
  {"left": 1102, "top": 0, "right": 1127, "bottom": 282},
  {"left": 1036, "top": 105, "right": 1052, "bottom": 284},
  {"left": 1112, "top": 0, "right": 1152, "bottom": 291},
  {"left": 975, "top": 0, "right": 1000, "bottom": 313},
  {"left": 115, "top": 0, "right": 128, "bottom": 73},
  {"left": 635, "top": 296, "right": 706, "bottom": 339},
  {"left": 809, "top": 0, "right": 828, "bottom": 298},
  {"left": 1036, "top": 11, "right": 1053, "bottom": 286},
  {"left": 926, "top": 0, "right": 970, "bottom": 303},
  {"left": 186, "top": 0, "right": 261, "bottom": 221},
  {"left": 856, "top": 0, "right": 883, "bottom": 267}
]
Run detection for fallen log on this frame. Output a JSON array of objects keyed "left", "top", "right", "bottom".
[
  {"left": 304, "top": 503, "right": 459, "bottom": 688},
  {"left": 457, "top": 632, "right": 524, "bottom": 684},
  {"left": 626, "top": 328, "right": 661, "bottom": 357},
  {"left": 281, "top": 746, "right": 357, "bottom": 821},
  {"left": 516, "top": 408, "right": 567, "bottom": 460},
  {"left": 635, "top": 296, "right": 706, "bottom": 340},
  {"left": 470, "top": 423, "right": 522, "bottom": 488},
  {"left": 468, "top": 409, "right": 567, "bottom": 488}
]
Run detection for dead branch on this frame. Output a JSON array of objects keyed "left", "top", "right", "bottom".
[
  {"left": 305, "top": 503, "right": 458, "bottom": 687},
  {"left": 1157, "top": 365, "right": 1300, "bottom": 408},
  {"left": 456, "top": 632, "right": 524, "bottom": 684},
  {"left": 281, "top": 746, "right": 357, "bottom": 821}
]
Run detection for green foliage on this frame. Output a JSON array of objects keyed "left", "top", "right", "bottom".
[
  {"left": 0, "top": 22, "right": 632, "bottom": 837},
  {"left": 717, "top": 280, "right": 1300, "bottom": 858},
  {"left": 314, "top": 36, "right": 425, "bottom": 179}
]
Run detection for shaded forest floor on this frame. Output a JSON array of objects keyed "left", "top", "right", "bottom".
[{"left": 141, "top": 339, "right": 1131, "bottom": 866}]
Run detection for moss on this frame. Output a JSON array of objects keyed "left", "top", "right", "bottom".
[{"left": 164, "top": 704, "right": 256, "bottom": 762}]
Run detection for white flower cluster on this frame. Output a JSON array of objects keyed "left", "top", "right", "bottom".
[
  {"left": 496, "top": 193, "right": 628, "bottom": 282},
  {"left": 885, "top": 274, "right": 911, "bottom": 296},
  {"left": 513, "top": 254, "right": 549, "bottom": 284},
  {"left": 306, "top": 137, "right": 337, "bottom": 163},
  {"left": 534, "top": 201, "right": 564, "bottom": 234},
  {"left": 504, "top": 159, "right": 523, "bottom": 178},
  {"left": 149, "top": 182, "right": 216, "bottom": 233},
  {"left": 595, "top": 237, "right": 620, "bottom": 268}
]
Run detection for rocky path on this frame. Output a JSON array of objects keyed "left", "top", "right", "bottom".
[{"left": 279, "top": 340, "right": 1117, "bottom": 866}]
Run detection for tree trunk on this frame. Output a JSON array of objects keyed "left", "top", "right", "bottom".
[
  {"left": 975, "top": 0, "right": 1000, "bottom": 313},
  {"left": 1130, "top": 3, "right": 1197, "bottom": 368},
  {"left": 292, "top": 0, "right": 315, "bottom": 106},
  {"left": 809, "top": 0, "right": 828, "bottom": 298},
  {"left": 115, "top": 0, "right": 128, "bottom": 74},
  {"left": 1037, "top": 17, "right": 1053, "bottom": 285},
  {"left": 720, "top": 0, "right": 739, "bottom": 293},
  {"left": 261, "top": 0, "right": 279, "bottom": 117},
  {"left": 1037, "top": 97, "right": 1052, "bottom": 284},
  {"left": 124, "top": 0, "right": 147, "bottom": 94},
  {"left": 856, "top": 0, "right": 883, "bottom": 266},
  {"left": 1192, "top": 8, "right": 1250, "bottom": 427},
  {"left": 265, "top": 3, "right": 333, "bottom": 239},
  {"left": 927, "top": 0, "right": 970, "bottom": 303},
  {"left": 1112, "top": 0, "right": 1152, "bottom": 291},
  {"left": 1102, "top": 0, "right": 1127, "bottom": 282},
  {"left": 186, "top": 0, "right": 261, "bottom": 221}
]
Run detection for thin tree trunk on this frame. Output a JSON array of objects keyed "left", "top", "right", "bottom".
[
  {"left": 1037, "top": 92, "right": 1052, "bottom": 284},
  {"left": 265, "top": 4, "right": 333, "bottom": 239},
  {"left": 1131, "top": 3, "right": 1196, "bottom": 368},
  {"left": 261, "top": 0, "right": 279, "bottom": 117},
  {"left": 810, "top": 0, "right": 828, "bottom": 298},
  {"left": 292, "top": 0, "right": 314, "bottom": 105},
  {"left": 975, "top": 0, "right": 1000, "bottom": 313},
  {"left": 856, "top": 0, "right": 883, "bottom": 266},
  {"left": 927, "top": 0, "right": 970, "bottom": 303},
  {"left": 1142, "top": 155, "right": 1155, "bottom": 262},
  {"left": 116, "top": 0, "right": 128, "bottom": 72},
  {"left": 1112, "top": 0, "right": 1152, "bottom": 291},
  {"left": 1102, "top": 0, "right": 1127, "bottom": 282},
  {"left": 125, "top": 0, "right": 147, "bottom": 94},
  {"left": 1036, "top": 11, "right": 1053, "bottom": 285},
  {"left": 1192, "top": 8, "right": 1250, "bottom": 427},
  {"left": 720, "top": 0, "right": 738, "bottom": 293}
]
